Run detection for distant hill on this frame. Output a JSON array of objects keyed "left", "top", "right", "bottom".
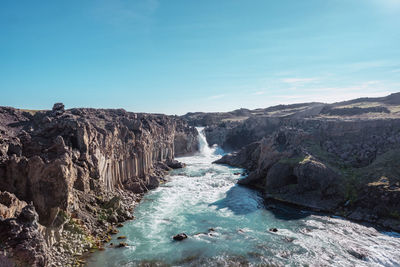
[{"left": 182, "top": 92, "right": 400, "bottom": 126}]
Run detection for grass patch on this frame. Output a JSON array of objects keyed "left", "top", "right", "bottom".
[
  {"left": 221, "top": 116, "right": 249, "bottom": 122},
  {"left": 336, "top": 102, "right": 382, "bottom": 109},
  {"left": 19, "top": 109, "right": 42, "bottom": 115}
]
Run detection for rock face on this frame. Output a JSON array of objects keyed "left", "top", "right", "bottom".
[
  {"left": 173, "top": 122, "right": 198, "bottom": 156},
  {"left": 0, "top": 105, "right": 198, "bottom": 266},
  {"left": 212, "top": 94, "right": 400, "bottom": 231},
  {"left": 205, "top": 117, "right": 283, "bottom": 151},
  {"left": 217, "top": 119, "right": 400, "bottom": 222},
  {"left": 0, "top": 204, "right": 50, "bottom": 267},
  {"left": 183, "top": 93, "right": 400, "bottom": 152},
  {"left": 0, "top": 191, "right": 27, "bottom": 219}
]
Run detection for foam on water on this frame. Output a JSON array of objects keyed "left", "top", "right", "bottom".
[{"left": 88, "top": 127, "right": 400, "bottom": 267}]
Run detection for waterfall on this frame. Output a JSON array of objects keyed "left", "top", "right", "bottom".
[{"left": 196, "top": 127, "right": 213, "bottom": 157}]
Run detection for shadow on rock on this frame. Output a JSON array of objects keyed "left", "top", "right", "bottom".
[{"left": 265, "top": 201, "right": 312, "bottom": 221}]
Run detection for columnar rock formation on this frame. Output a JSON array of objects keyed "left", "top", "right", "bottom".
[{"left": 0, "top": 104, "right": 198, "bottom": 266}]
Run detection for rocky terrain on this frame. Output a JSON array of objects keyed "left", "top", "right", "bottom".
[
  {"left": 2, "top": 93, "right": 400, "bottom": 266},
  {"left": 0, "top": 104, "right": 198, "bottom": 266},
  {"left": 188, "top": 93, "right": 400, "bottom": 231}
]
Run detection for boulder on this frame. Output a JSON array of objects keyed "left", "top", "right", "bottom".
[
  {"left": 52, "top": 103, "right": 65, "bottom": 112},
  {"left": 104, "top": 196, "right": 121, "bottom": 210},
  {"left": 108, "top": 214, "right": 118, "bottom": 224},
  {"left": 173, "top": 233, "right": 188, "bottom": 241},
  {"left": 18, "top": 204, "right": 39, "bottom": 224},
  {"left": 116, "top": 242, "right": 127, "bottom": 248},
  {"left": 166, "top": 159, "right": 186, "bottom": 169}
]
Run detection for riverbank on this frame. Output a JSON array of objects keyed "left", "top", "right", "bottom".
[{"left": 87, "top": 129, "right": 400, "bottom": 266}]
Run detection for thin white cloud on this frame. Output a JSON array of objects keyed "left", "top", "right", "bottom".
[
  {"left": 252, "top": 91, "right": 265, "bottom": 95},
  {"left": 303, "top": 80, "right": 389, "bottom": 93},
  {"left": 245, "top": 79, "right": 399, "bottom": 110},
  {"left": 281, "top": 78, "right": 318, "bottom": 84},
  {"left": 208, "top": 94, "right": 225, "bottom": 100},
  {"left": 272, "top": 79, "right": 399, "bottom": 104},
  {"left": 345, "top": 60, "right": 398, "bottom": 72}
]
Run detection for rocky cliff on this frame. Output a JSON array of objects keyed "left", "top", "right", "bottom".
[
  {"left": 210, "top": 94, "right": 400, "bottom": 231},
  {"left": 186, "top": 93, "right": 400, "bottom": 151},
  {"left": 0, "top": 104, "right": 198, "bottom": 266}
]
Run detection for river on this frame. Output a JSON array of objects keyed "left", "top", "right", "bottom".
[{"left": 88, "top": 128, "right": 400, "bottom": 267}]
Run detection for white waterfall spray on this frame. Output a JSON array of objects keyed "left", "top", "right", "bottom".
[{"left": 196, "top": 127, "right": 214, "bottom": 157}]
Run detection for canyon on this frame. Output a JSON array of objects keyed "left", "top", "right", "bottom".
[{"left": 1, "top": 93, "right": 400, "bottom": 266}]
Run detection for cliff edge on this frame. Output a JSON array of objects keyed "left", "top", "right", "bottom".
[
  {"left": 0, "top": 103, "right": 198, "bottom": 266},
  {"left": 205, "top": 93, "right": 400, "bottom": 231}
]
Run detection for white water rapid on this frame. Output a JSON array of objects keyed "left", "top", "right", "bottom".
[{"left": 89, "top": 127, "right": 400, "bottom": 267}]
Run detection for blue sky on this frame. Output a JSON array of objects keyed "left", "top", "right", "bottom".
[{"left": 1, "top": 0, "right": 399, "bottom": 114}]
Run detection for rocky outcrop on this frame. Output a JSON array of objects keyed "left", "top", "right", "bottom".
[
  {"left": 320, "top": 106, "right": 390, "bottom": 116},
  {"left": 189, "top": 93, "right": 400, "bottom": 230},
  {"left": 202, "top": 104, "right": 332, "bottom": 151},
  {"left": 0, "top": 105, "right": 198, "bottom": 266},
  {"left": 0, "top": 191, "right": 27, "bottom": 219},
  {"left": 173, "top": 121, "right": 198, "bottom": 156},
  {"left": 198, "top": 93, "right": 400, "bottom": 151},
  {"left": 0, "top": 204, "right": 50, "bottom": 267},
  {"left": 215, "top": 117, "right": 400, "bottom": 231}
]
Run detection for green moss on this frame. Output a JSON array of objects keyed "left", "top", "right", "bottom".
[
  {"left": 345, "top": 184, "right": 358, "bottom": 204},
  {"left": 301, "top": 140, "right": 365, "bottom": 203},
  {"left": 97, "top": 207, "right": 113, "bottom": 222},
  {"left": 389, "top": 211, "right": 400, "bottom": 220},
  {"left": 278, "top": 156, "right": 306, "bottom": 166},
  {"left": 98, "top": 211, "right": 108, "bottom": 222},
  {"left": 341, "top": 169, "right": 361, "bottom": 204},
  {"left": 65, "top": 219, "right": 86, "bottom": 235},
  {"left": 306, "top": 141, "right": 345, "bottom": 168},
  {"left": 58, "top": 209, "right": 70, "bottom": 221},
  {"left": 84, "top": 234, "right": 97, "bottom": 248}
]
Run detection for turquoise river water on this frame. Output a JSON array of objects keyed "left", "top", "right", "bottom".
[{"left": 88, "top": 128, "right": 400, "bottom": 267}]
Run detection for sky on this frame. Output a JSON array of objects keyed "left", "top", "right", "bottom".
[{"left": 1, "top": 0, "right": 400, "bottom": 115}]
